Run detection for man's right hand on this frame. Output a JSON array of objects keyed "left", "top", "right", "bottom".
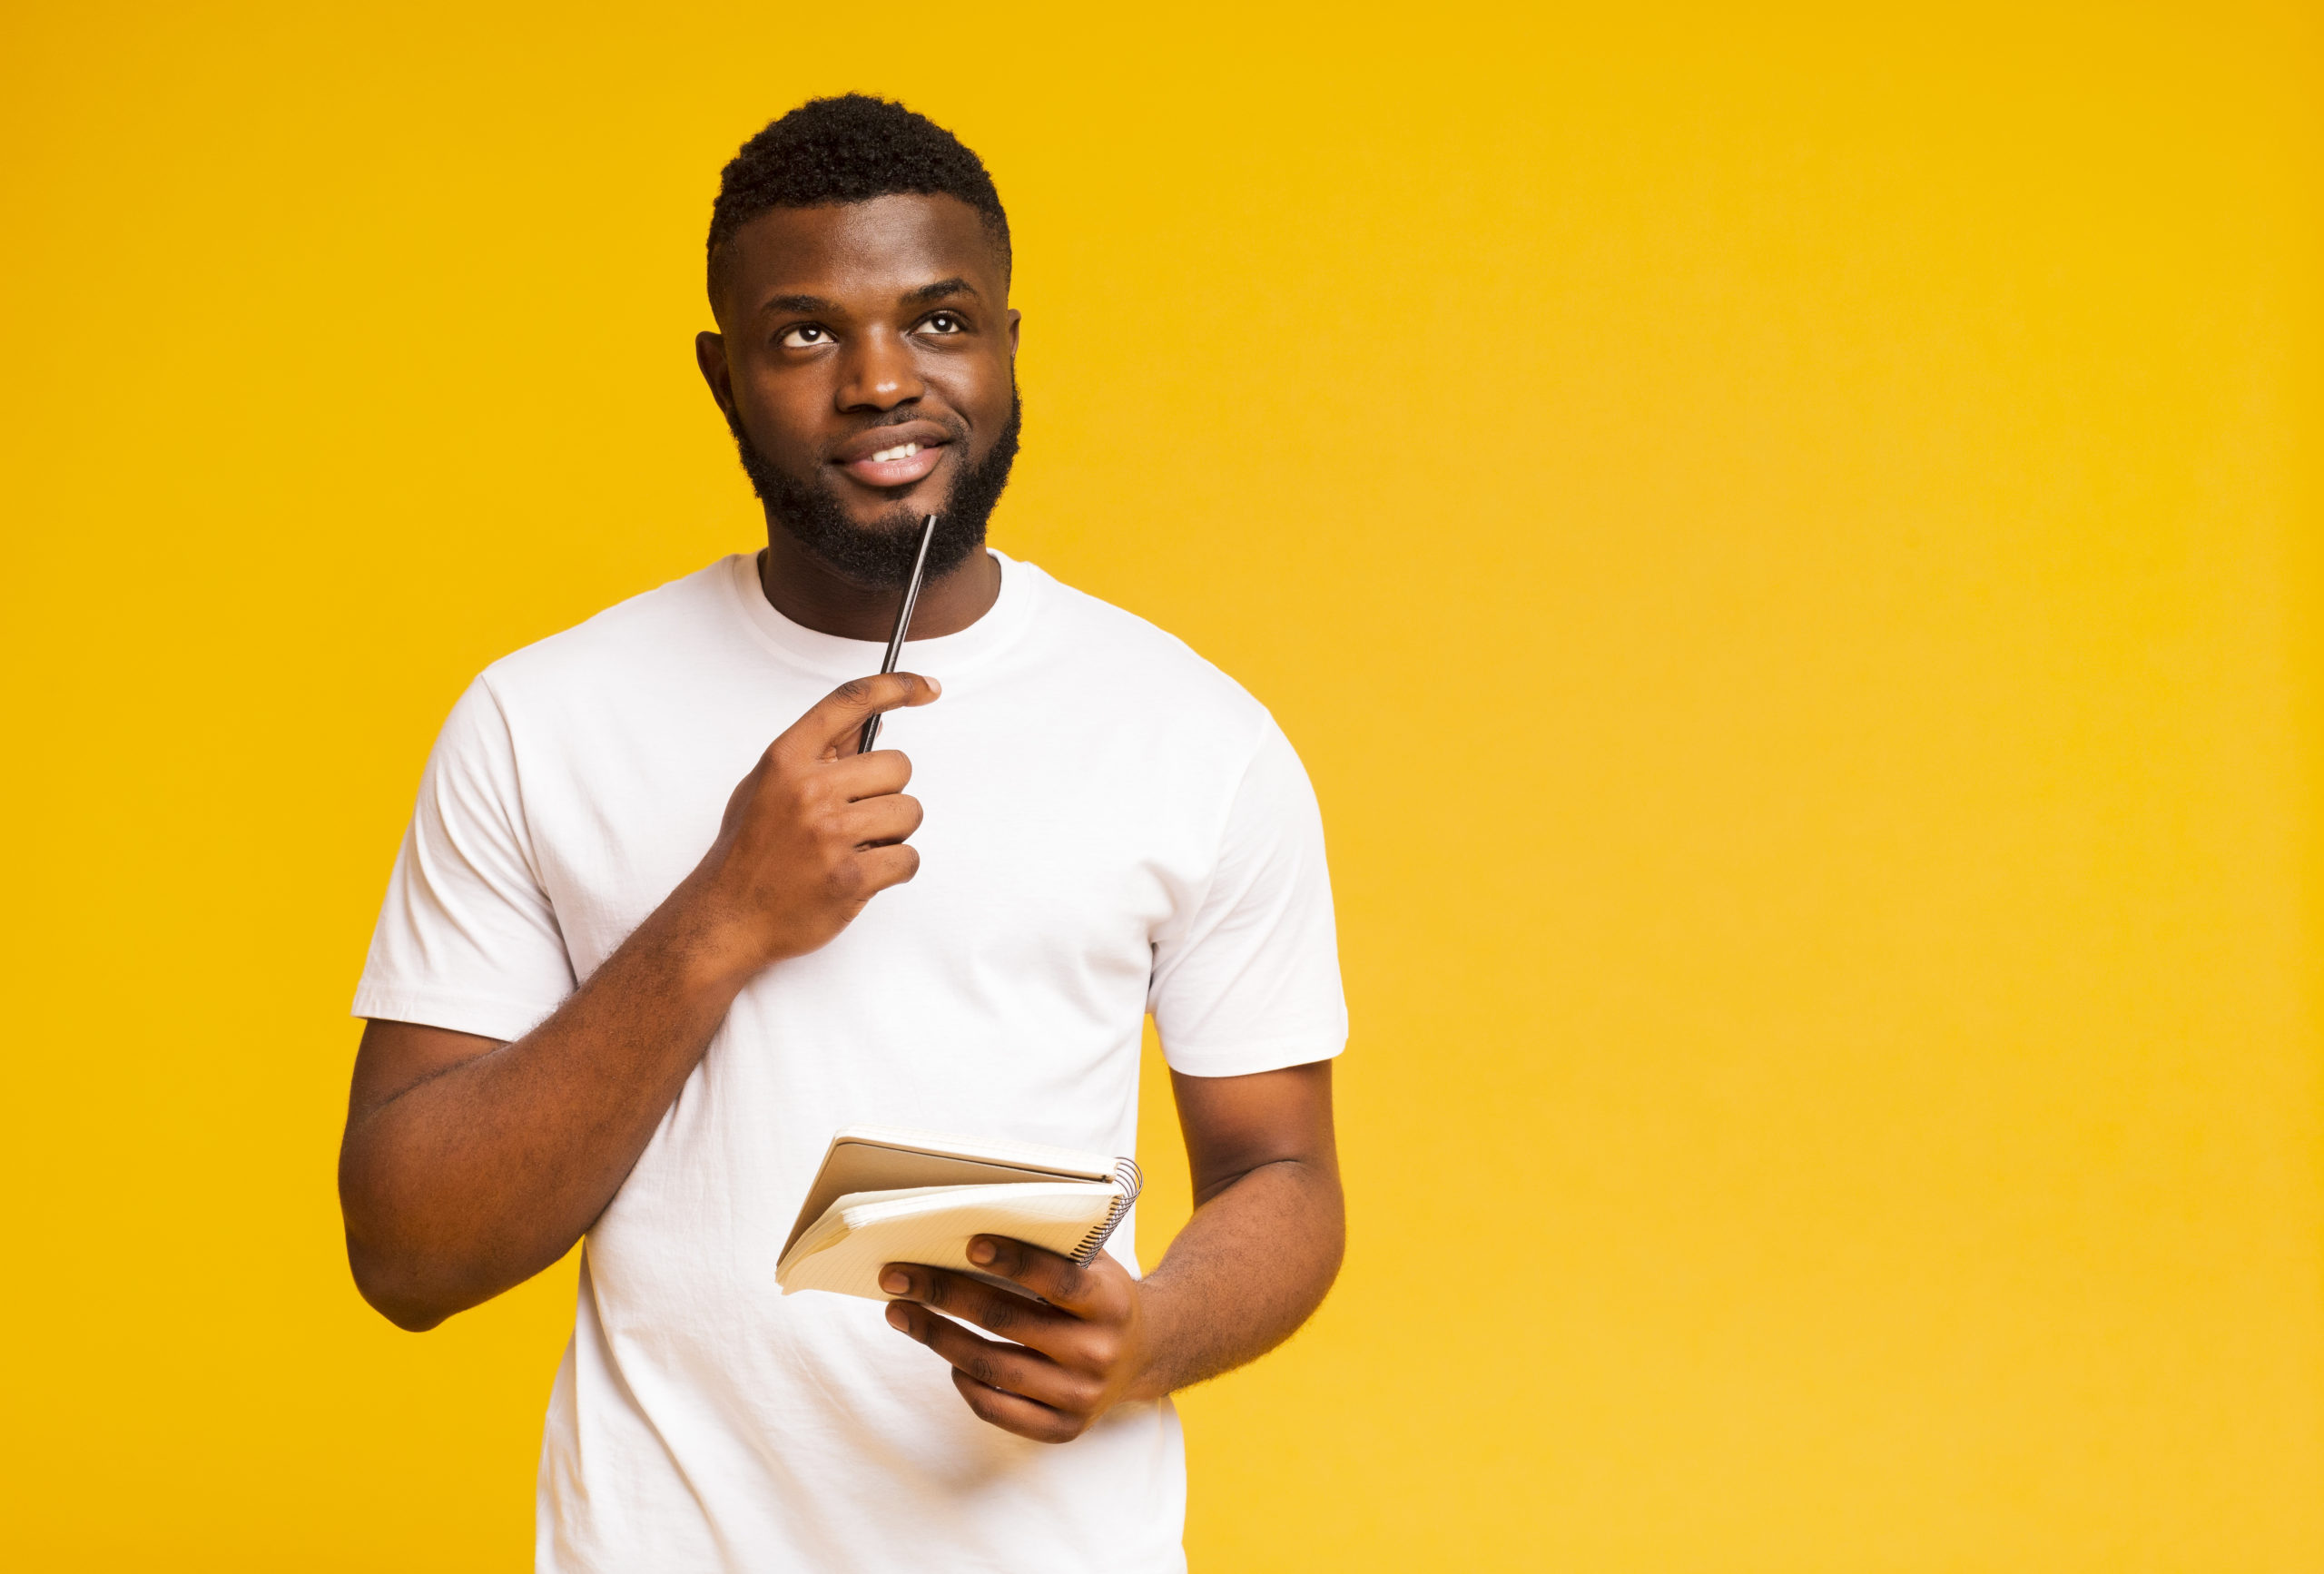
[
  {"left": 681, "top": 672, "right": 941, "bottom": 981},
  {"left": 340, "top": 671, "right": 940, "bottom": 1330}
]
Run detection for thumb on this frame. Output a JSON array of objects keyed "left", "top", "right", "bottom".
[{"left": 775, "top": 672, "right": 942, "bottom": 762}]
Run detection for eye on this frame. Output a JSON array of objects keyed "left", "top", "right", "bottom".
[
  {"left": 779, "top": 323, "right": 833, "bottom": 349},
  {"left": 920, "top": 311, "right": 965, "bottom": 334}
]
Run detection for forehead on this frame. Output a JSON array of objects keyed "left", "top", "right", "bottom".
[{"left": 714, "top": 193, "right": 1006, "bottom": 316}]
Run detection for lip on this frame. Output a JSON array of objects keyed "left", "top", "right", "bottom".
[{"left": 832, "top": 420, "right": 953, "bottom": 489}]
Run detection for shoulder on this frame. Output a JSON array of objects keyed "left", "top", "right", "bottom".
[
  {"left": 1018, "top": 563, "right": 1277, "bottom": 745},
  {"left": 475, "top": 556, "right": 745, "bottom": 713}
]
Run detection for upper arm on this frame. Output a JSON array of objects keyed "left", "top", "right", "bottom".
[
  {"left": 1149, "top": 720, "right": 1346, "bottom": 1205},
  {"left": 353, "top": 677, "right": 577, "bottom": 1046},
  {"left": 1148, "top": 723, "right": 1347, "bottom": 1079},
  {"left": 1169, "top": 1059, "right": 1338, "bottom": 1206},
  {"left": 346, "top": 1018, "right": 505, "bottom": 1131}
]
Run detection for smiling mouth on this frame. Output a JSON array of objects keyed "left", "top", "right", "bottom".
[{"left": 840, "top": 438, "right": 949, "bottom": 489}]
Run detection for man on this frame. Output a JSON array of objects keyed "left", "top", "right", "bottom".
[{"left": 340, "top": 94, "right": 1345, "bottom": 1572}]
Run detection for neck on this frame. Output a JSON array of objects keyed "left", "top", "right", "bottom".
[{"left": 756, "top": 524, "right": 1002, "bottom": 643}]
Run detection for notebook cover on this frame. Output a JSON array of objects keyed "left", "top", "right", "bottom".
[{"left": 779, "top": 1125, "right": 1118, "bottom": 1259}]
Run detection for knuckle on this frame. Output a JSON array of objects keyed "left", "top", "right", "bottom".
[{"left": 832, "top": 677, "right": 875, "bottom": 707}]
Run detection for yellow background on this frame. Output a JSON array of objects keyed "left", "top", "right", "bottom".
[{"left": 4, "top": 3, "right": 2319, "bottom": 1568}]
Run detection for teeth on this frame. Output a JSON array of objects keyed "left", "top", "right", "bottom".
[{"left": 869, "top": 443, "right": 919, "bottom": 463}]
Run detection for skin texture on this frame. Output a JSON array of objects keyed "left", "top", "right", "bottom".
[{"left": 338, "top": 192, "right": 1345, "bottom": 1442}]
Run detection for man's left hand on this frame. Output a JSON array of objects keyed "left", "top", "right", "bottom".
[{"left": 881, "top": 1237, "right": 1161, "bottom": 1443}]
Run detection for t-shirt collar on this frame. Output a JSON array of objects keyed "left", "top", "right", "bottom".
[{"left": 720, "top": 547, "right": 1039, "bottom": 682}]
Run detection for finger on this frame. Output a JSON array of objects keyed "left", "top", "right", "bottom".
[
  {"left": 951, "top": 1369, "right": 1087, "bottom": 1443},
  {"left": 826, "top": 747, "right": 912, "bottom": 802},
  {"left": 965, "top": 1236, "right": 1119, "bottom": 1319},
  {"left": 773, "top": 674, "right": 941, "bottom": 763},
  {"left": 880, "top": 1264, "right": 1076, "bottom": 1354},
  {"left": 848, "top": 843, "right": 921, "bottom": 896},
  {"left": 841, "top": 792, "right": 923, "bottom": 849},
  {"left": 883, "top": 1302, "right": 1098, "bottom": 1414}
]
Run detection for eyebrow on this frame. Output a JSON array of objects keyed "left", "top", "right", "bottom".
[
  {"left": 757, "top": 278, "right": 980, "bottom": 317},
  {"left": 901, "top": 277, "right": 978, "bottom": 305}
]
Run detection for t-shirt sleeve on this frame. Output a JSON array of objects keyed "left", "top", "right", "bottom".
[
  {"left": 350, "top": 677, "right": 577, "bottom": 1041},
  {"left": 1147, "top": 721, "right": 1348, "bottom": 1077}
]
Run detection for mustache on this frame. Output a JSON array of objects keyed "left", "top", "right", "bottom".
[
  {"left": 723, "top": 406, "right": 970, "bottom": 469},
  {"left": 829, "top": 408, "right": 968, "bottom": 457},
  {"left": 840, "top": 408, "right": 964, "bottom": 437}
]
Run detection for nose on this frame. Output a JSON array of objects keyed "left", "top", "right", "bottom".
[{"left": 836, "top": 326, "right": 925, "bottom": 412}]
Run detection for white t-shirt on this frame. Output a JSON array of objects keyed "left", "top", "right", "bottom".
[{"left": 353, "top": 551, "right": 1346, "bottom": 1574}]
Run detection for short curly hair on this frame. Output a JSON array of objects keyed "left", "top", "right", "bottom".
[{"left": 707, "top": 95, "right": 1010, "bottom": 299}]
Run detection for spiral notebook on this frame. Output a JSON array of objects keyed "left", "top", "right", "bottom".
[{"left": 775, "top": 1126, "right": 1144, "bottom": 1301}]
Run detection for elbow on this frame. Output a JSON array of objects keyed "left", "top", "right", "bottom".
[
  {"left": 339, "top": 1140, "right": 468, "bottom": 1331},
  {"left": 340, "top": 1165, "right": 467, "bottom": 1331},
  {"left": 339, "top": 1174, "right": 538, "bottom": 1331},
  {"left": 369, "top": 1287, "right": 454, "bottom": 1335},
  {"left": 345, "top": 1235, "right": 458, "bottom": 1333},
  {"left": 339, "top": 1169, "right": 549, "bottom": 1332},
  {"left": 1313, "top": 1192, "right": 1347, "bottom": 1303},
  {"left": 375, "top": 1300, "right": 450, "bottom": 1334}
]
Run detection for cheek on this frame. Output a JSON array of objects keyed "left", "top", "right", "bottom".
[
  {"left": 943, "top": 356, "right": 1015, "bottom": 427},
  {"left": 736, "top": 375, "right": 826, "bottom": 455}
]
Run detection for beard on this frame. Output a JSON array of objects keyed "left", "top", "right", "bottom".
[{"left": 728, "top": 392, "right": 1023, "bottom": 589}]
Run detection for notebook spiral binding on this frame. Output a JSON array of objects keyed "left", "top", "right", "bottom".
[{"left": 1069, "top": 1157, "right": 1144, "bottom": 1265}]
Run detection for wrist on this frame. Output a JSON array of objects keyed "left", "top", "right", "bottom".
[
  {"left": 639, "top": 880, "right": 772, "bottom": 1000},
  {"left": 1122, "top": 1274, "right": 1190, "bottom": 1404}
]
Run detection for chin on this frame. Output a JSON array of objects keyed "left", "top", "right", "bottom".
[{"left": 847, "top": 490, "right": 947, "bottom": 532}]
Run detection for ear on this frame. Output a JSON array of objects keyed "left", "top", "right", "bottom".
[
  {"left": 1006, "top": 308, "right": 1020, "bottom": 359},
  {"left": 694, "top": 330, "right": 734, "bottom": 419}
]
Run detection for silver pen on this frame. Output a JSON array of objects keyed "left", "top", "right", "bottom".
[{"left": 857, "top": 513, "right": 939, "bottom": 755}]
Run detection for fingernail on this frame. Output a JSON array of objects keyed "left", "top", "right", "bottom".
[
  {"left": 968, "top": 1238, "right": 996, "bottom": 1265},
  {"left": 881, "top": 1269, "right": 910, "bottom": 1294},
  {"left": 926, "top": 676, "right": 942, "bottom": 697},
  {"left": 885, "top": 1303, "right": 910, "bottom": 1331}
]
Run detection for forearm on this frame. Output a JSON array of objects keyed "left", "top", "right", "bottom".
[
  {"left": 340, "top": 891, "right": 746, "bottom": 1328},
  {"left": 1129, "top": 1154, "right": 1344, "bottom": 1399}
]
